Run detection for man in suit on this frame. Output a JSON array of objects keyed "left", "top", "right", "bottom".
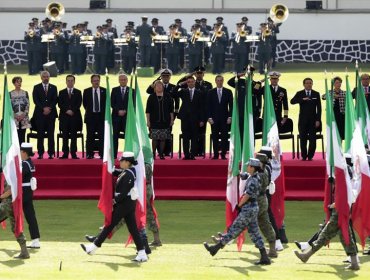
[
  {"left": 150, "top": 18, "right": 166, "bottom": 72},
  {"left": 111, "top": 74, "right": 136, "bottom": 159},
  {"left": 290, "top": 78, "right": 321, "bottom": 161},
  {"left": 58, "top": 75, "right": 82, "bottom": 159},
  {"left": 207, "top": 75, "right": 233, "bottom": 159},
  {"left": 172, "top": 76, "right": 204, "bottom": 160},
  {"left": 83, "top": 74, "right": 106, "bottom": 159},
  {"left": 352, "top": 73, "right": 370, "bottom": 111},
  {"left": 136, "top": 16, "right": 153, "bottom": 67},
  {"left": 32, "top": 71, "right": 58, "bottom": 159},
  {"left": 261, "top": 71, "right": 289, "bottom": 132},
  {"left": 146, "top": 69, "right": 176, "bottom": 156}
]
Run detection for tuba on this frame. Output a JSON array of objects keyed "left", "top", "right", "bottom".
[
  {"left": 269, "top": 4, "right": 289, "bottom": 23},
  {"left": 45, "top": 2, "right": 65, "bottom": 21}
]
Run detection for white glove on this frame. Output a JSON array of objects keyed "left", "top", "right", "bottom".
[
  {"left": 268, "top": 181, "right": 276, "bottom": 195},
  {"left": 30, "top": 177, "right": 37, "bottom": 191},
  {"left": 130, "top": 187, "right": 139, "bottom": 200}
]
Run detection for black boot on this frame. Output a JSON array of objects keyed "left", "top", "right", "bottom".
[
  {"left": 279, "top": 228, "right": 288, "bottom": 244},
  {"left": 85, "top": 235, "right": 97, "bottom": 243},
  {"left": 142, "top": 235, "right": 152, "bottom": 255},
  {"left": 255, "top": 248, "right": 271, "bottom": 265},
  {"left": 203, "top": 242, "right": 223, "bottom": 256}
]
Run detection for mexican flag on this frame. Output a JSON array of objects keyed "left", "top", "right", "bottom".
[
  {"left": 98, "top": 73, "right": 114, "bottom": 226},
  {"left": 225, "top": 78, "right": 241, "bottom": 241},
  {"left": 324, "top": 77, "right": 352, "bottom": 244},
  {"left": 351, "top": 74, "right": 370, "bottom": 247},
  {"left": 125, "top": 74, "right": 147, "bottom": 236},
  {"left": 1, "top": 73, "right": 23, "bottom": 237},
  {"left": 262, "top": 72, "right": 285, "bottom": 228}
]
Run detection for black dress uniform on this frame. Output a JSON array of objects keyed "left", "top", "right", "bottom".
[
  {"left": 227, "top": 75, "right": 262, "bottom": 142},
  {"left": 93, "top": 32, "right": 108, "bottom": 75},
  {"left": 50, "top": 30, "right": 66, "bottom": 74},
  {"left": 121, "top": 31, "right": 137, "bottom": 74},
  {"left": 150, "top": 19, "right": 166, "bottom": 72},
  {"left": 22, "top": 157, "right": 40, "bottom": 242},
  {"left": 188, "top": 26, "right": 203, "bottom": 72},
  {"left": 200, "top": 19, "right": 212, "bottom": 65},
  {"left": 68, "top": 32, "right": 84, "bottom": 74},
  {"left": 210, "top": 29, "right": 227, "bottom": 74},
  {"left": 83, "top": 86, "right": 106, "bottom": 158},
  {"left": 24, "top": 28, "right": 42, "bottom": 75},
  {"left": 291, "top": 88, "right": 321, "bottom": 160},
  {"left": 58, "top": 87, "right": 82, "bottom": 158},
  {"left": 231, "top": 30, "right": 248, "bottom": 73},
  {"left": 175, "top": 19, "right": 187, "bottom": 70},
  {"left": 106, "top": 19, "right": 118, "bottom": 69},
  {"left": 111, "top": 85, "right": 136, "bottom": 159},
  {"left": 136, "top": 17, "right": 153, "bottom": 67},
  {"left": 257, "top": 24, "right": 272, "bottom": 74},
  {"left": 267, "top": 19, "right": 282, "bottom": 68},
  {"left": 166, "top": 26, "right": 181, "bottom": 74}
]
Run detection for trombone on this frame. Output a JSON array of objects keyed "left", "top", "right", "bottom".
[
  {"left": 169, "top": 28, "right": 181, "bottom": 44},
  {"left": 191, "top": 28, "right": 202, "bottom": 44},
  {"left": 235, "top": 23, "right": 247, "bottom": 44},
  {"left": 211, "top": 24, "right": 224, "bottom": 43},
  {"left": 27, "top": 29, "right": 35, "bottom": 38}
]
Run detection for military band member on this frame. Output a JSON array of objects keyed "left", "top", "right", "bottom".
[
  {"left": 150, "top": 18, "right": 166, "bottom": 72},
  {"left": 49, "top": 24, "right": 66, "bottom": 74},
  {"left": 121, "top": 27, "right": 137, "bottom": 74},
  {"left": 69, "top": 25, "right": 84, "bottom": 75},
  {"left": 241, "top": 17, "right": 253, "bottom": 66},
  {"left": 257, "top": 23, "right": 272, "bottom": 74},
  {"left": 166, "top": 24, "right": 181, "bottom": 74},
  {"left": 204, "top": 158, "right": 271, "bottom": 265},
  {"left": 210, "top": 23, "right": 227, "bottom": 74},
  {"left": 200, "top": 18, "right": 211, "bottom": 65},
  {"left": 175, "top": 19, "right": 187, "bottom": 70},
  {"left": 188, "top": 24, "right": 203, "bottom": 72},
  {"left": 106, "top": 18, "right": 118, "bottom": 39},
  {"left": 127, "top": 21, "right": 136, "bottom": 32},
  {"left": 58, "top": 75, "right": 82, "bottom": 159},
  {"left": 267, "top": 17, "right": 281, "bottom": 68},
  {"left": 40, "top": 19, "right": 51, "bottom": 66},
  {"left": 136, "top": 16, "right": 152, "bottom": 67},
  {"left": 25, "top": 22, "right": 42, "bottom": 75},
  {"left": 262, "top": 72, "right": 289, "bottom": 132},
  {"left": 93, "top": 26, "right": 108, "bottom": 75},
  {"left": 231, "top": 23, "right": 249, "bottom": 73}
]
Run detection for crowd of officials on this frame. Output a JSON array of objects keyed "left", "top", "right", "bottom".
[{"left": 24, "top": 16, "right": 281, "bottom": 76}]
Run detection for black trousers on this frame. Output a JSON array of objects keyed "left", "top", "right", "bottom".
[
  {"left": 94, "top": 54, "right": 107, "bottom": 75},
  {"left": 266, "top": 191, "right": 280, "bottom": 240},
  {"left": 298, "top": 118, "right": 316, "bottom": 159},
  {"left": 60, "top": 117, "right": 78, "bottom": 156},
  {"left": 86, "top": 114, "right": 104, "bottom": 157},
  {"left": 123, "top": 55, "right": 136, "bottom": 74},
  {"left": 36, "top": 115, "right": 55, "bottom": 156},
  {"left": 51, "top": 52, "right": 64, "bottom": 73},
  {"left": 17, "top": 128, "right": 26, "bottom": 146},
  {"left": 70, "top": 53, "right": 83, "bottom": 74},
  {"left": 212, "top": 53, "right": 224, "bottom": 74},
  {"left": 112, "top": 117, "right": 126, "bottom": 159},
  {"left": 234, "top": 52, "right": 248, "bottom": 73},
  {"left": 167, "top": 53, "right": 179, "bottom": 74},
  {"left": 140, "top": 45, "right": 151, "bottom": 67},
  {"left": 188, "top": 54, "right": 201, "bottom": 73},
  {"left": 27, "top": 50, "right": 41, "bottom": 75},
  {"left": 94, "top": 201, "right": 144, "bottom": 251},
  {"left": 211, "top": 120, "right": 228, "bottom": 156},
  {"left": 23, "top": 187, "right": 40, "bottom": 240},
  {"left": 181, "top": 119, "right": 199, "bottom": 158}
]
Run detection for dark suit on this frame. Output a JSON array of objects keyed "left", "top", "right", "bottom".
[
  {"left": 111, "top": 86, "right": 136, "bottom": 159},
  {"left": 291, "top": 89, "right": 321, "bottom": 159},
  {"left": 136, "top": 23, "right": 153, "bottom": 66},
  {"left": 58, "top": 87, "right": 82, "bottom": 157},
  {"left": 32, "top": 83, "right": 58, "bottom": 157},
  {"left": 83, "top": 87, "right": 106, "bottom": 157},
  {"left": 207, "top": 87, "right": 233, "bottom": 157},
  {"left": 172, "top": 87, "right": 204, "bottom": 158}
]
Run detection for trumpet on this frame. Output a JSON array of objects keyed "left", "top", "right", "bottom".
[
  {"left": 53, "top": 29, "right": 61, "bottom": 36},
  {"left": 95, "top": 31, "right": 102, "bottom": 38},
  {"left": 28, "top": 29, "right": 35, "bottom": 38},
  {"left": 211, "top": 24, "right": 224, "bottom": 43},
  {"left": 169, "top": 28, "right": 181, "bottom": 43},
  {"left": 235, "top": 24, "right": 247, "bottom": 44},
  {"left": 72, "top": 29, "right": 80, "bottom": 36},
  {"left": 124, "top": 31, "right": 132, "bottom": 42},
  {"left": 191, "top": 28, "right": 202, "bottom": 44}
]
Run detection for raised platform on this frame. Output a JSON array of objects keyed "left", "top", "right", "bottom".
[{"left": 33, "top": 152, "right": 326, "bottom": 201}]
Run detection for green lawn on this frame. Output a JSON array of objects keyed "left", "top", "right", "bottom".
[
  {"left": 1, "top": 63, "right": 367, "bottom": 153},
  {"left": 0, "top": 200, "right": 368, "bottom": 279}
]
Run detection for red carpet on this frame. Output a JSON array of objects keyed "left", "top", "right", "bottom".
[{"left": 33, "top": 152, "right": 326, "bottom": 201}]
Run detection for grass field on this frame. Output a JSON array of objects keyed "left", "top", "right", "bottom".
[
  {"left": 0, "top": 200, "right": 369, "bottom": 279},
  {"left": 1, "top": 62, "right": 367, "bottom": 153}
]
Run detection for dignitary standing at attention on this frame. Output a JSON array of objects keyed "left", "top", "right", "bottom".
[
  {"left": 83, "top": 74, "right": 106, "bottom": 159},
  {"left": 32, "top": 71, "right": 58, "bottom": 159},
  {"left": 58, "top": 75, "right": 82, "bottom": 159},
  {"left": 291, "top": 78, "right": 321, "bottom": 161}
]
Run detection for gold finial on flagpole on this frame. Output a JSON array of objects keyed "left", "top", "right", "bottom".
[
  {"left": 355, "top": 60, "right": 358, "bottom": 69},
  {"left": 247, "top": 65, "right": 250, "bottom": 76},
  {"left": 4, "top": 61, "right": 7, "bottom": 75},
  {"left": 105, "top": 68, "right": 108, "bottom": 76}
]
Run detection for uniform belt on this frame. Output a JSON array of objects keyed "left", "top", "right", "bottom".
[
  {"left": 114, "top": 192, "right": 130, "bottom": 197},
  {"left": 22, "top": 183, "right": 31, "bottom": 187}
]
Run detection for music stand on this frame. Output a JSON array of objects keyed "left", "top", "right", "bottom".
[
  {"left": 113, "top": 38, "right": 129, "bottom": 73},
  {"left": 246, "top": 35, "right": 259, "bottom": 66},
  {"left": 153, "top": 35, "right": 169, "bottom": 69},
  {"left": 41, "top": 33, "right": 55, "bottom": 63},
  {"left": 198, "top": 37, "right": 210, "bottom": 66}
]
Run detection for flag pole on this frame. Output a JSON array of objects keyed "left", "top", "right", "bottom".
[
  {"left": 329, "top": 73, "right": 335, "bottom": 207},
  {"left": 0, "top": 62, "right": 7, "bottom": 170}
]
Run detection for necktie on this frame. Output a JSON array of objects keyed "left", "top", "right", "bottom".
[
  {"left": 218, "top": 88, "right": 222, "bottom": 103},
  {"left": 306, "top": 91, "right": 310, "bottom": 97},
  {"left": 68, "top": 88, "right": 72, "bottom": 99},
  {"left": 94, "top": 88, "right": 99, "bottom": 112},
  {"left": 190, "top": 89, "right": 193, "bottom": 101},
  {"left": 44, "top": 84, "right": 48, "bottom": 95},
  {"left": 164, "top": 84, "right": 167, "bottom": 91},
  {"left": 121, "top": 87, "right": 125, "bottom": 99}
]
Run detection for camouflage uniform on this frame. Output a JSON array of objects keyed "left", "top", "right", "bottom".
[
  {"left": 220, "top": 173, "right": 265, "bottom": 249},
  {"left": 145, "top": 163, "right": 159, "bottom": 233},
  {"left": 311, "top": 209, "right": 357, "bottom": 256},
  {"left": 257, "top": 168, "right": 276, "bottom": 243},
  {"left": 0, "top": 184, "right": 27, "bottom": 247}
]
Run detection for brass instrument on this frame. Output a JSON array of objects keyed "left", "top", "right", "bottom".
[
  {"left": 211, "top": 24, "right": 223, "bottom": 43},
  {"left": 191, "top": 28, "right": 202, "bottom": 44},
  {"left": 269, "top": 4, "right": 289, "bottom": 24},
  {"left": 53, "top": 29, "right": 61, "bottom": 36},
  {"left": 45, "top": 2, "right": 65, "bottom": 21},
  {"left": 28, "top": 29, "right": 35, "bottom": 38},
  {"left": 169, "top": 28, "right": 181, "bottom": 43},
  {"left": 235, "top": 24, "right": 247, "bottom": 44},
  {"left": 73, "top": 29, "right": 80, "bottom": 36},
  {"left": 95, "top": 31, "right": 102, "bottom": 38},
  {"left": 125, "top": 31, "right": 132, "bottom": 42}
]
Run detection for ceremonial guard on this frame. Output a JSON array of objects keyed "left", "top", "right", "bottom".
[
  {"left": 50, "top": 23, "right": 66, "bottom": 74},
  {"left": 111, "top": 74, "right": 136, "bottom": 159},
  {"left": 187, "top": 24, "right": 203, "bottom": 72},
  {"left": 150, "top": 18, "right": 166, "bottom": 72},
  {"left": 204, "top": 158, "right": 271, "bottom": 265},
  {"left": 68, "top": 25, "right": 84, "bottom": 75},
  {"left": 93, "top": 26, "right": 108, "bottom": 75},
  {"left": 32, "top": 71, "right": 58, "bottom": 159},
  {"left": 136, "top": 16, "right": 153, "bottom": 67},
  {"left": 20, "top": 143, "right": 41, "bottom": 249},
  {"left": 291, "top": 78, "right": 321, "bottom": 160},
  {"left": 83, "top": 74, "right": 106, "bottom": 159},
  {"left": 58, "top": 75, "right": 82, "bottom": 159},
  {"left": 166, "top": 24, "right": 181, "bottom": 74},
  {"left": 210, "top": 23, "right": 227, "bottom": 74},
  {"left": 257, "top": 23, "right": 272, "bottom": 74},
  {"left": 24, "top": 22, "right": 42, "bottom": 75},
  {"left": 121, "top": 26, "right": 137, "bottom": 74},
  {"left": 81, "top": 152, "right": 148, "bottom": 262},
  {"left": 231, "top": 23, "right": 249, "bottom": 73}
]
